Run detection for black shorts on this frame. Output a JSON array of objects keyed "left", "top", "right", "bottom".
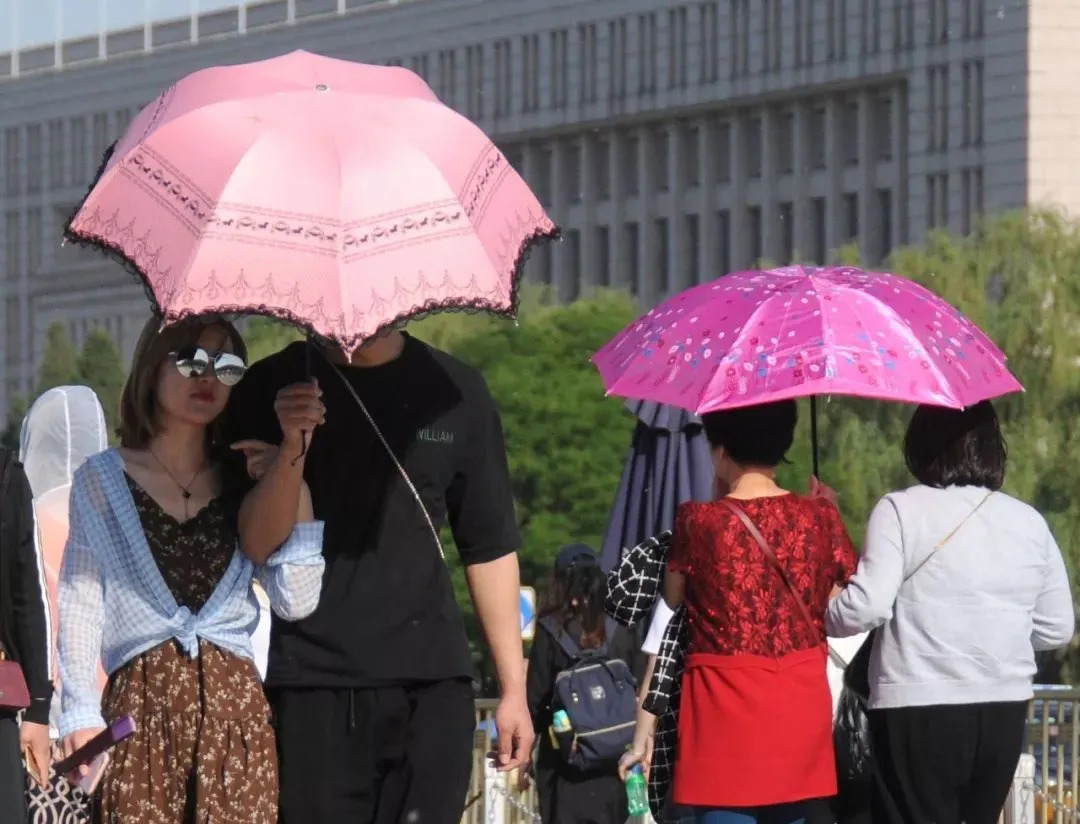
[{"left": 272, "top": 679, "right": 475, "bottom": 824}]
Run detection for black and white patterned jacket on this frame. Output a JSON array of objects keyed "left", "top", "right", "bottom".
[{"left": 604, "top": 531, "right": 686, "bottom": 823}]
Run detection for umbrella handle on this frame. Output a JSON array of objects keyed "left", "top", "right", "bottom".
[
  {"left": 290, "top": 334, "right": 315, "bottom": 465},
  {"left": 810, "top": 396, "right": 820, "bottom": 479}
]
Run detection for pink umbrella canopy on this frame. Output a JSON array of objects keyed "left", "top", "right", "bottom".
[
  {"left": 594, "top": 266, "right": 1023, "bottom": 413},
  {"left": 64, "top": 50, "right": 558, "bottom": 352}
]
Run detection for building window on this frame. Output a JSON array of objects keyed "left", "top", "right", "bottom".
[
  {"left": 874, "top": 94, "right": 893, "bottom": 160},
  {"left": 494, "top": 40, "right": 512, "bottom": 117},
  {"left": 624, "top": 222, "right": 640, "bottom": 293},
  {"left": 567, "top": 229, "right": 582, "bottom": 297},
  {"left": 747, "top": 206, "right": 763, "bottom": 264},
  {"left": 730, "top": 0, "right": 751, "bottom": 78},
  {"left": 778, "top": 202, "right": 794, "bottom": 263},
  {"left": 929, "top": 0, "right": 949, "bottom": 43},
  {"left": 48, "top": 120, "right": 64, "bottom": 189},
  {"left": 25, "top": 124, "right": 42, "bottom": 194},
  {"left": 862, "top": 0, "right": 882, "bottom": 53},
  {"left": 638, "top": 13, "right": 658, "bottom": 94},
  {"left": 684, "top": 123, "right": 701, "bottom": 187},
  {"left": 596, "top": 225, "right": 611, "bottom": 285},
  {"left": 716, "top": 209, "right": 731, "bottom": 276},
  {"left": 811, "top": 197, "right": 827, "bottom": 263},
  {"left": 684, "top": 213, "right": 700, "bottom": 283},
  {"left": 522, "top": 35, "right": 540, "bottom": 112},
  {"left": 746, "top": 117, "right": 763, "bottom": 179},
  {"left": 963, "top": 60, "right": 984, "bottom": 147},
  {"left": 699, "top": 1, "right": 719, "bottom": 83},
  {"left": 534, "top": 147, "right": 553, "bottom": 205},
  {"left": 655, "top": 218, "right": 670, "bottom": 293},
  {"left": 927, "top": 66, "right": 949, "bottom": 151},
  {"left": 715, "top": 119, "right": 732, "bottom": 182},
  {"left": 927, "top": 173, "right": 949, "bottom": 229},
  {"left": 668, "top": 7, "right": 688, "bottom": 89},
  {"left": 763, "top": 0, "right": 783, "bottom": 72},
  {"left": 564, "top": 141, "right": 582, "bottom": 203},
  {"left": 91, "top": 113, "right": 109, "bottom": 165},
  {"left": 809, "top": 106, "right": 826, "bottom": 169},
  {"left": 555, "top": 29, "right": 572, "bottom": 109},
  {"left": 579, "top": 25, "right": 598, "bottom": 104},
  {"left": 964, "top": 0, "right": 985, "bottom": 38},
  {"left": 624, "top": 135, "right": 640, "bottom": 195},
  {"left": 777, "top": 111, "right": 795, "bottom": 174},
  {"left": 844, "top": 193, "right": 859, "bottom": 241},
  {"left": 608, "top": 19, "right": 628, "bottom": 100},
  {"left": 26, "top": 208, "right": 42, "bottom": 273},
  {"left": 961, "top": 168, "right": 983, "bottom": 235},
  {"left": 828, "top": 0, "right": 848, "bottom": 61},
  {"left": 438, "top": 49, "right": 457, "bottom": 106},
  {"left": 841, "top": 99, "right": 860, "bottom": 165},
  {"left": 3, "top": 128, "right": 20, "bottom": 197},
  {"left": 595, "top": 137, "right": 611, "bottom": 200},
  {"left": 877, "top": 189, "right": 893, "bottom": 258},
  {"left": 465, "top": 45, "right": 484, "bottom": 120},
  {"left": 653, "top": 127, "right": 670, "bottom": 192},
  {"left": 4, "top": 212, "right": 19, "bottom": 277}
]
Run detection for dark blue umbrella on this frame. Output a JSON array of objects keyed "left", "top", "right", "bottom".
[{"left": 600, "top": 400, "right": 715, "bottom": 572}]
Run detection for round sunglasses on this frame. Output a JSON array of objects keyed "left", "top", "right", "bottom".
[{"left": 169, "top": 346, "right": 247, "bottom": 387}]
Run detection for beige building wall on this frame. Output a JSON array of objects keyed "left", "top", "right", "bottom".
[{"left": 0, "top": 0, "right": 1075, "bottom": 416}]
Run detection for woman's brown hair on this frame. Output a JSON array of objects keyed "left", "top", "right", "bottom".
[
  {"left": 117, "top": 315, "right": 247, "bottom": 449},
  {"left": 537, "top": 560, "right": 608, "bottom": 650}
]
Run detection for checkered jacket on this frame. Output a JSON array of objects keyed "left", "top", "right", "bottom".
[{"left": 604, "top": 531, "right": 686, "bottom": 823}]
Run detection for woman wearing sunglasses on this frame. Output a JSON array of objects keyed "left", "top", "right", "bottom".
[{"left": 56, "top": 316, "right": 326, "bottom": 824}]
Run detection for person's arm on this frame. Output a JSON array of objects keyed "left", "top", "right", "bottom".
[
  {"left": 1031, "top": 524, "right": 1075, "bottom": 651},
  {"left": 7, "top": 462, "right": 52, "bottom": 725},
  {"left": 447, "top": 380, "right": 530, "bottom": 769},
  {"left": 56, "top": 470, "right": 107, "bottom": 740},
  {"left": 618, "top": 653, "right": 659, "bottom": 780},
  {"left": 224, "top": 358, "right": 324, "bottom": 565},
  {"left": 525, "top": 628, "right": 554, "bottom": 728},
  {"left": 826, "top": 497, "right": 905, "bottom": 637},
  {"left": 254, "top": 482, "right": 325, "bottom": 621}
]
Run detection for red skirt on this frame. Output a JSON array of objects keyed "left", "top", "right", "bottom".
[{"left": 673, "top": 646, "right": 837, "bottom": 808}]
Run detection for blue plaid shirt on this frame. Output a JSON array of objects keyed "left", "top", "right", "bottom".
[{"left": 57, "top": 449, "right": 325, "bottom": 738}]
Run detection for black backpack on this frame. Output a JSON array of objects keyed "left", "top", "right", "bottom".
[{"left": 541, "top": 616, "right": 637, "bottom": 771}]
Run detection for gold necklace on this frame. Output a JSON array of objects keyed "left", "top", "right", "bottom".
[{"left": 148, "top": 448, "right": 206, "bottom": 519}]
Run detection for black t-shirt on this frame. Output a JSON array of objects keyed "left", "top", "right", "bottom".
[{"left": 221, "top": 335, "right": 521, "bottom": 688}]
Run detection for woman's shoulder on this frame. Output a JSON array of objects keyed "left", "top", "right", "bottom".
[{"left": 78, "top": 448, "right": 119, "bottom": 476}]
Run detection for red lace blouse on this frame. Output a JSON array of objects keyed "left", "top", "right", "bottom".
[{"left": 668, "top": 494, "right": 857, "bottom": 658}]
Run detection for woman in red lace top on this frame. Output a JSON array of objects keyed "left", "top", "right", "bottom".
[{"left": 620, "top": 400, "right": 857, "bottom": 824}]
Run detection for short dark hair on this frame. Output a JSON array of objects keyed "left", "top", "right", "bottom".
[
  {"left": 701, "top": 400, "right": 798, "bottom": 467},
  {"left": 903, "top": 401, "right": 1007, "bottom": 490}
]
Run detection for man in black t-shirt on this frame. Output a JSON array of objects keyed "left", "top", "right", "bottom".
[{"left": 223, "top": 330, "right": 533, "bottom": 824}]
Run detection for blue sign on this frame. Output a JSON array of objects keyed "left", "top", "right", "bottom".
[{"left": 520, "top": 587, "right": 536, "bottom": 641}]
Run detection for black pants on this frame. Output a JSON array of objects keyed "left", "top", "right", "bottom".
[
  {"left": 868, "top": 701, "right": 1027, "bottom": 824},
  {"left": 0, "top": 714, "right": 25, "bottom": 824},
  {"left": 272, "top": 679, "right": 475, "bottom": 824}
]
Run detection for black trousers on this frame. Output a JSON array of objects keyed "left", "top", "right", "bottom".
[
  {"left": 272, "top": 679, "right": 476, "bottom": 824},
  {"left": 868, "top": 701, "right": 1028, "bottom": 824},
  {"left": 0, "top": 714, "right": 25, "bottom": 824}
]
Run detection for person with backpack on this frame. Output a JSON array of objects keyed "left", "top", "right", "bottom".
[
  {"left": 526, "top": 544, "right": 641, "bottom": 824},
  {"left": 0, "top": 448, "right": 54, "bottom": 821}
]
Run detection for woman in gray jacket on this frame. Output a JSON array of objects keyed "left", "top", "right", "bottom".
[{"left": 828, "top": 401, "right": 1074, "bottom": 824}]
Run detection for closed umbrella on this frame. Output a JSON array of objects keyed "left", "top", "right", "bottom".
[{"left": 599, "top": 400, "right": 714, "bottom": 573}]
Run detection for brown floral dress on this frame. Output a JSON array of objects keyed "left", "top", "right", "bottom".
[{"left": 95, "top": 478, "right": 277, "bottom": 824}]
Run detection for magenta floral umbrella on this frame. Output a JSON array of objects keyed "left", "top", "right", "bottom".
[{"left": 593, "top": 266, "right": 1023, "bottom": 474}]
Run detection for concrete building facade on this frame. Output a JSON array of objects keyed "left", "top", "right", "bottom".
[{"left": 0, "top": 0, "right": 1076, "bottom": 416}]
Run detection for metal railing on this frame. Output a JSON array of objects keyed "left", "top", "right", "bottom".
[{"left": 471, "top": 688, "right": 1080, "bottom": 824}]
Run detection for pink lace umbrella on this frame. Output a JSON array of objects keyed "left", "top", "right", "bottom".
[
  {"left": 593, "top": 266, "right": 1023, "bottom": 473},
  {"left": 63, "top": 50, "right": 558, "bottom": 353}
]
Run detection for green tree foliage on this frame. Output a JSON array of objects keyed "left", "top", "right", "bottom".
[
  {"left": 76, "top": 328, "right": 125, "bottom": 435},
  {"left": 0, "top": 394, "right": 27, "bottom": 451},
  {"left": 243, "top": 317, "right": 304, "bottom": 364},
  {"left": 36, "top": 322, "right": 79, "bottom": 395}
]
